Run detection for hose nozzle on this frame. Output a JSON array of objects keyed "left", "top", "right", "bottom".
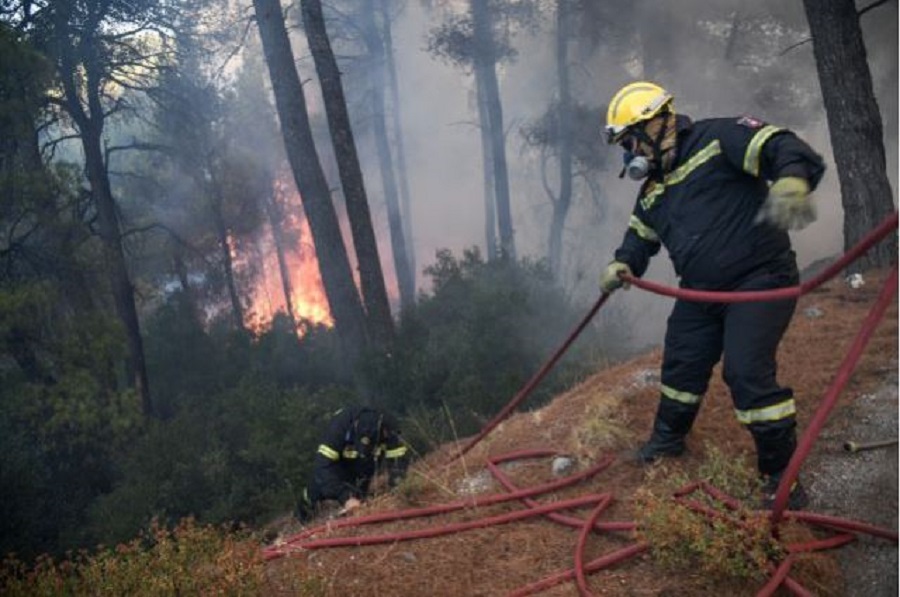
[{"left": 843, "top": 439, "right": 898, "bottom": 453}]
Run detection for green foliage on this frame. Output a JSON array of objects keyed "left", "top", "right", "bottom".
[
  {"left": 635, "top": 487, "right": 782, "bottom": 581},
  {"left": 695, "top": 442, "right": 761, "bottom": 501},
  {"left": 144, "top": 295, "right": 348, "bottom": 417},
  {"left": 3, "top": 245, "right": 605, "bottom": 562},
  {"left": 371, "top": 247, "right": 603, "bottom": 446},
  {"left": 85, "top": 379, "right": 351, "bottom": 546},
  {"left": 520, "top": 101, "right": 609, "bottom": 171},
  {"left": 0, "top": 282, "right": 144, "bottom": 558},
  {"left": 0, "top": 23, "right": 52, "bottom": 146},
  {"left": 634, "top": 447, "right": 783, "bottom": 582},
  {"left": 425, "top": 1, "right": 541, "bottom": 68},
  {"left": 0, "top": 518, "right": 269, "bottom": 596}
]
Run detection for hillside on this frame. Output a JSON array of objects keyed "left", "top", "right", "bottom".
[{"left": 264, "top": 269, "right": 898, "bottom": 596}]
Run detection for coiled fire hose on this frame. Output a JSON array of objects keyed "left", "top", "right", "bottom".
[{"left": 267, "top": 212, "right": 898, "bottom": 596}]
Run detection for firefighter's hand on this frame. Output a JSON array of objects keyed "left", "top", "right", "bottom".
[
  {"left": 339, "top": 497, "right": 362, "bottom": 515},
  {"left": 757, "top": 177, "right": 815, "bottom": 230},
  {"left": 600, "top": 261, "right": 633, "bottom": 293}
]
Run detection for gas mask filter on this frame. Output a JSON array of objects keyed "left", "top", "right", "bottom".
[
  {"left": 623, "top": 152, "right": 651, "bottom": 180},
  {"left": 618, "top": 114, "right": 673, "bottom": 181}
]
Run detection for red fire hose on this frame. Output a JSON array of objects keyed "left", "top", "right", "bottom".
[
  {"left": 267, "top": 212, "right": 898, "bottom": 596},
  {"left": 267, "top": 449, "right": 650, "bottom": 596},
  {"left": 624, "top": 211, "right": 898, "bottom": 303},
  {"left": 453, "top": 212, "right": 898, "bottom": 462},
  {"left": 450, "top": 292, "right": 611, "bottom": 461},
  {"left": 264, "top": 450, "right": 617, "bottom": 559},
  {"left": 769, "top": 265, "right": 898, "bottom": 523}
]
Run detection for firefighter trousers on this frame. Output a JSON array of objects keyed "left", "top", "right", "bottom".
[{"left": 649, "top": 265, "right": 799, "bottom": 476}]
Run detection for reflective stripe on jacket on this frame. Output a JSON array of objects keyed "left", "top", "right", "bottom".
[
  {"left": 310, "top": 407, "right": 408, "bottom": 503},
  {"left": 615, "top": 115, "right": 825, "bottom": 290}
]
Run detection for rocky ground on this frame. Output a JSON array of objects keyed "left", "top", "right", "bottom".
[{"left": 805, "top": 379, "right": 898, "bottom": 597}]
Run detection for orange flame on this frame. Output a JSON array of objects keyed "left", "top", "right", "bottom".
[{"left": 243, "top": 178, "right": 333, "bottom": 334}]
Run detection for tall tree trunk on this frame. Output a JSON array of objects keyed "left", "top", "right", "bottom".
[
  {"left": 476, "top": 78, "right": 499, "bottom": 260},
  {"left": 209, "top": 181, "right": 246, "bottom": 332},
  {"left": 253, "top": 0, "right": 370, "bottom": 375},
  {"left": 360, "top": 0, "right": 415, "bottom": 311},
  {"left": 300, "top": 0, "right": 395, "bottom": 348},
  {"left": 79, "top": 123, "right": 153, "bottom": 416},
  {"left": 471, "top": 0, "right": 515, "bottom": 260},
  {"left": 378, "top": 0, "right": 417, "bottom": 286},
  {"left": 265, "top": 178, "right": 298, "bottom": 331},
  {"left": 548, "top": 0, "right": 574, "bottom": 276},
  {"left": 802, "top": 0, "right": 897, "bottom": 269},
  {"left": 56, "top": 18, "right": 153, "bottom": 416},
  {"left": 172, "top": 244, "right": 203, "bottom": 326}
]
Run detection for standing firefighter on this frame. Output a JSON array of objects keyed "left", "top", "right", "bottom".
[
  {"left": 599, "top": 82, "right": 825, "bottom": 509},
  {"left": 296, "top": 407, "right": 409, "bottom": 522}
]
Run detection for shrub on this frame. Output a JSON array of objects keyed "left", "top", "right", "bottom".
[
  {"left": 85, "top": 383, "right": 350, "bottom": 547},
  {"left": 0, "top": 518, "right": 268, "bottom": 596},
  {"left": 375, "top": 248, "right": 605, "bottom": 440},
  {"left": 634, "top": 445, "right": 783, "bottom": 582}
]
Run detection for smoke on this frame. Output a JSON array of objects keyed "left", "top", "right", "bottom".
[
  {"left": 383, "top": 0, "right": 896, "bottom": 352},
  {"left": 389, "top": 2, "right": 488, "bottom": 288},
  {"left": 237, "top": 0, "right": 896, "bottom": 352}
]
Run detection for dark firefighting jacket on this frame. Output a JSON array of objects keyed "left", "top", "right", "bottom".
[
  {"left": 614, "top": 115, "right": 825, "bottom": 289},
  {"left": 309, "top": 407, "right": 409, "bottom": 504}
]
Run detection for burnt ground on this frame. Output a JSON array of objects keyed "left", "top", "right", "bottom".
[{"left": 263, "top": 269, "right": 898, "bottom": 596}]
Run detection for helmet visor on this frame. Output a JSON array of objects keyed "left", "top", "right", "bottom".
[{"left": 605, "top": 124, "right": 628, "bottom": 145}]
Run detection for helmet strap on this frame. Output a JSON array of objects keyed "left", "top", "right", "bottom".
[
  {"left": 639, "top": 112, "right": 677, "bottom": 181},
  {"left": 649, "top": 117, "right": 668, "bottom": 181}
]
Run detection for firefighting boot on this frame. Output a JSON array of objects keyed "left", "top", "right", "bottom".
[
  {"left": 637, "top": 398, "right": 700, "bottom": 464},
  {"left": 294, "top": 487, "right": 315, "bottom": 523},
  {"left": 760, "top": 470, "right": 809, "bottom": 511},
  {"left": 749, "top": 418, "right": 807, "bottom": 509}
]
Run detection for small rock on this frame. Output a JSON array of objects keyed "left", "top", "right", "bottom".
[
  {"left": 551, "top": 456, "right": 575, "bottom": 476},
  {"left": 845, "top": 273, "right": 865, "bottom": 289},
  {"left": 456, "top": 470, "right": 493, "bottom": 495},
  {"left": 804, "top": 306, "right": 824, "bottom": 319},
  {"left": 632, "top": 369, "right": 659, "bottom": 387}
]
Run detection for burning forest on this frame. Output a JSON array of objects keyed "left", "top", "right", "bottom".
[{"left": 0, "top": 0, "right": 895, "bottom": 594}]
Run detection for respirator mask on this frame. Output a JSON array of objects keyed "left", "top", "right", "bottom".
[
  {"left": 622, "top": 151, "right": 651, "bottom": 180},
  {"left": 617, "top": 115, "right": 672, "bottom": 181}
]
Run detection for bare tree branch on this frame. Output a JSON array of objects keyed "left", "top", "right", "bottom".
[
  {"left": 214, "top": 14, "right": 255, "bottom": 83},
  {"left": 42, "top": 133, "right": 83, "bottom": 155},
  {"left": 119, "top": 222, "right": 206, "bottom": 260},
  {"left": 859, "top": 0, "right": 891, "bottom": 17},
  {"left": 106, "top": 140, "right": 172, "bottom": 157},
  {"left": 781, "top": 0, "right": 893, "bottom": 55}
]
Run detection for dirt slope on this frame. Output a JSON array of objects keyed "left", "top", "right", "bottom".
[{"left": 266, "top": 269, "right": 898, "bottom": 596}]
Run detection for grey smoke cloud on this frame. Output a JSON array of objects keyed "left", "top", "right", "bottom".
[{"left": 257, "top": 0, "right": 897, "bottom": 348}]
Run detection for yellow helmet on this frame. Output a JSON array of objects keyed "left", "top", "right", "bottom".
[{"left": 605, "top": 82, "right": 674, "bottom": 144}]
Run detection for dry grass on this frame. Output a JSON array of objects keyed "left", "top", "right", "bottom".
[{"left": 265, "top": 269, "right": 898, "bottom": 596}]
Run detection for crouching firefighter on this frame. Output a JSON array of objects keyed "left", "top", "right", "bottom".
[
  {"left": 599, "top": 82, "right": 826, "bottom": 510},
  {"left": 296, "top": 407, "right": 409, "bottom": 522}
]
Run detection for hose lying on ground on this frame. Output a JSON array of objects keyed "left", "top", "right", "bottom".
[{"left": 266, "top": 212, "right": 898, "bottom": 596}]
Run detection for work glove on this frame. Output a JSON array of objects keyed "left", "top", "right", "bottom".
[
  {"left": 339, "top": 497, "right": 362, "bottom": 516},
  {"left": 757, "top": 177, "right": 815, "bottom": 231},
  {"left": 599, "top": 261, "right": 633, "bottom": 293}
]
